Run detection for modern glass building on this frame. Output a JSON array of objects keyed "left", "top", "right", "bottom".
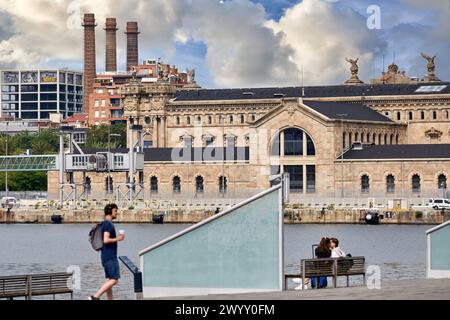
[{"left": 0, "top": 69, "right": 83, "bottom": 120}]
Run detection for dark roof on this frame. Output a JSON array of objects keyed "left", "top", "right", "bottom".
[
  {"left": 144, "top": 147, "right": 250, "bottom": 162},
  {"left": 174, "top": 83, "right": 450, "bottom": 102},
  {"left": 303, "top": 101, "right": 392, "bottom": 122},
  {"left": 342, "top": 144, "right": 450, "bottom": 160},
  {"left": 78, "top": 147, "right": 250, "bottom": 162}
]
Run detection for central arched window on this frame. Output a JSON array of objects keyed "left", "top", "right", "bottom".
[
  {"left": 386, "top": 174, "right": 395, "bottom": 193},
  {"left": 284, "top": 128, "right": 303, "bottom": 156},
  {"left": 412, "top": 174, "right": 421, "bottom": 193},
  {"left": 271, "top": 128, "right": 315, "bottom": 157},
  {"left": 361, "top": 175, "right": 370, "bottom": 193},
  {"left": 173, "top": 176, "right": 181, "bottom": 193},
  {"left": 196, "top": 176, "right": 204, "bottom": 193}
]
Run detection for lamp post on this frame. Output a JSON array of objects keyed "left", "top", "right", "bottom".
[
  {"left": 5, "top": 121, "right": 8, "bottom": 198},
  {"left": 337, "top": 114, "right": 348, "bottom": 198}
]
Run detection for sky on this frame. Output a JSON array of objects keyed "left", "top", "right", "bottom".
[{"left": 0, "top": 0, "right": 449, "bottom": 88}]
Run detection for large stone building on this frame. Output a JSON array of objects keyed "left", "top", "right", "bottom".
[{"left": 48, "top": 59, "right": 450, "bottom": 203}]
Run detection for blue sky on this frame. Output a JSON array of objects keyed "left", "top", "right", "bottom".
[{"left": 0, "top": 0, "right": 449, "bottom": 88}]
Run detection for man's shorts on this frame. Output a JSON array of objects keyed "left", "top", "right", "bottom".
[{"left": 102, "top": 258, "right": 121, "bottom": 280}]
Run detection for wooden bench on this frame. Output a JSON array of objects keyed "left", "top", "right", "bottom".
[
  {"left": 285, "top": 256, "right": 366, "bottom": 290},
  {"left": 0, "top": 273, "right": 74, "bottom": 300}
]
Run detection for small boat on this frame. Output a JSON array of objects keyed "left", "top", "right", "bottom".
[
  {"left": 152, "top": 213, "right": 164, "bottom": 224},
  {"left": 365, "top": 212, "right": 380, "bottom": 225},
  {"left": 51, "top": 215, "right": 64, "bottom": 224}
]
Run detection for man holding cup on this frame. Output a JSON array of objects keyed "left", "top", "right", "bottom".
[{"left": 89, "top": 204, "right": 125, "bottom": 300}]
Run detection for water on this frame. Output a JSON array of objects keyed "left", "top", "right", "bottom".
[{"left": 0, "top": 223, "right": 433, "bottom": 300}]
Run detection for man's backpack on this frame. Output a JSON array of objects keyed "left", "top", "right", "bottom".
[{"left": 89, "top": 223, "right": 104, "bottom": 251}]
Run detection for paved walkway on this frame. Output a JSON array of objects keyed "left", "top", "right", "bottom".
[{"left": 157, "top": 279, "right": 450, "bottom": 300}]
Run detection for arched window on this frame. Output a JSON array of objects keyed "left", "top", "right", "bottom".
[
  {"left": 219, "top": 176, "right": 227, "bottom": 193},
  {"left": 196, "top": 176, "right": 204, "bottom": 193},
  {"left": 84, "top": 176, "right": 91, "bottom": 195},
  {"left": 396, "top": 111, "right": 401, "bottom": 121},
  {"left": 176, "top": 116, "right": 180, "bottom": 125},
  {"left": 384, "top": 134, "right": 388, "bottom": 145},
  {"left": 420, "top": 111, "right": 425, "bottom": 120},
  {"left": 412, "top": 174, "right": 421, "bottom": 193},
  {"left": 386, "top": 175, "right": 395, "bottom": 193},
  {"left": 251, "top": 114, "right": 256, "bottom": 122},
  {"left": 373, "top": 133, "right": 376, "bottom": 144},
  {"left": 145, "top": 116, "right": 152, "bottom": 125},
  {"left": 196, "top": 116, "right": 202, "bottom": 125},
  {"left": 378, "top": 133, "right": 382, "bottom": 144},
  {"left": 355, "top": 132, "right": 359, "bottom": 142},
  {"left": 445, "top": 110, "right": 449, "bottom": 120},
  {"left": 396, "top": 135, "right": 399, "bottom": 144},
  {"left": 150, "top": 176, "right": 158, "bottom": 193},
  {"left": 432, "top": 111, "right": 437, "bottom": 120},
  {"left": 390, "top": 134, "right": 394, "bottom": 145},
  {"left": 408, "top": 111, "right": 413, "bottom": 120},
  {"left": 342, "top": 132, "right": 346, "bottom": 149},
  {"left": 105, "top": 176, "right": 113, "bottom": 194},
  {"left": 348, "top": 132, "right": 352, "bottom": 147},
  {"left": 272, "top": 128, "right": 316, "bottom": 157},
  {"left": 187, "top": 116, "right": 191, "bottom": 125},
  {"left": 240, "top": 115, "right": 245, "bottom": 124},
  {"left": 229, "top": 115, "right": 234, "bottom": 124},
  {"left": 366, "top": 133, "right": 370, "bottom": 143},
  {"left": 361, "top": 175, "right": 370, "bottom": 193},
  {"left": 173, "top": 176, "right": 181, "bottom": 193},
  {"left": 438, "top": 174, "right": 447, "bottom": 189},
  {"left": 208, "top": 115, "right": 212, "bottom": 124}
]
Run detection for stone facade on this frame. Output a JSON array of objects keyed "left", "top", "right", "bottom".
[{"left": 48, "top": 79, "right": 450, "bottom": 202}]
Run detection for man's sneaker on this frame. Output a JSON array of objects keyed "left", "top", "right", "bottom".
[{"left": 88, "top": 295, "right": 100, "bottom": 300}]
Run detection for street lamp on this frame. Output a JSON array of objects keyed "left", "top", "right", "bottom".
[{"left": 337, "top": 114, "right": 348, "bottom": 198}]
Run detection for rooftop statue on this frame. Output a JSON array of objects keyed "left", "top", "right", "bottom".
[
  {"left": 344, "top": 57, "right": 364, "bottom": 84},
  {"left": 421, "top": 52, "right": 440, "bottom": 82}
]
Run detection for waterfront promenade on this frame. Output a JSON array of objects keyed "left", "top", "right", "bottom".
[{"left": 158, "top": 279, "right": 450, "bottom": 300}]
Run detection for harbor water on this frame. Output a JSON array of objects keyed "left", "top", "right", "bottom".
[{"left": 0, "top": 224, "right": 432, "bottom": 300}]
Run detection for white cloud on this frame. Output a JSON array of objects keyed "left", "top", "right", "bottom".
[
  {"left": 267, "top": 0, "right": 388, "bottom": 85},
  {"left": 0, "top": 0, "right": 448, "bottom": 87}
]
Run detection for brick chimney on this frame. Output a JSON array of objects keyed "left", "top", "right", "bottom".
[
  {"left": 82, "top": 13, "right": 97, "bottom": 113},
  {"left": 104, "top": 18, "right": 118, "bottom": 72},
  {"left": 125, "top": 22, "right": 140, "bottom": 71}
]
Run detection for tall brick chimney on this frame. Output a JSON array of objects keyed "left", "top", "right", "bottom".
[
  {"left": 82, "top": 13, "right": 97, "bottom": 113},
  {"left": 125, "top": 22, "right": 140, "bottom": 71},
  {"left": 104, "top": 18, "right": 118, "bottom": 72}
]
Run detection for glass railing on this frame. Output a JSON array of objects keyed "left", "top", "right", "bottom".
[
  {"left": 427, "top": 221, "right": 450, "bottom": 278},
  {"left": 139, "top": 185, "right": 284, "bottom": 298}
]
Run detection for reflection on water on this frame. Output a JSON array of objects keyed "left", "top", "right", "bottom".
[{"left": 0, "top": 223, "right": 432, "bottom": 299}]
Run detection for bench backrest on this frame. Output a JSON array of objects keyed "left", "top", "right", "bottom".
[
  {"left": 336, "top": 257, "right": 365, "bottom": 275},
  {"left": 0, "top": 275, "right": 28, "bottom": 298},
  {"left": 30, "top": 273, "right": 74, "bottom": 295},
  {"left": 301, "top": 257, "right": 366, "bottom": 277},
  {"left": 0, "top": 273, "right": 73, "bottom": 298}
]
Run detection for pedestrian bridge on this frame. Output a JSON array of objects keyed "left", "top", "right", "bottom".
[{"left": 0, "top": 155, "right": 59, "bottom": 172}]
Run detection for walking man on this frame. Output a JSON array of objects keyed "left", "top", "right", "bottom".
[{"left": 89, "top": 204, "right": 125, "bottom": 300}]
